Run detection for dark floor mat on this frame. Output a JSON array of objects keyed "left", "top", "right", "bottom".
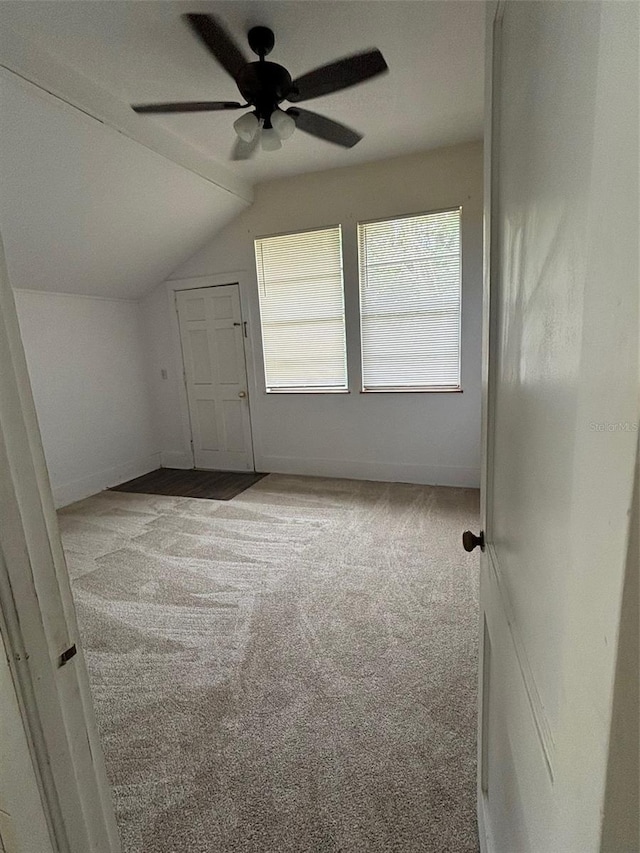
[{"left": 110, "top": 468, "right": 267, "bottom": 501}]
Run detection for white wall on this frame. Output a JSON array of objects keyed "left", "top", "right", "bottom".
[
  {"left": 146, "top": 142, "right": 483, "bottom": 486},
  {"left": 139, "top": 281, "right": 190, "bottom": 471},
  {"left": 14, "top": 290, "right": 160, "bottom": 507}
]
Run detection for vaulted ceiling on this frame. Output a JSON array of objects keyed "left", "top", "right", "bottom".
[
  {"left": 0, "top": 73, "right": 248, "bottom": 299},
  {"left": 0, "top": 1, "right": 484, "bottom": 299}
]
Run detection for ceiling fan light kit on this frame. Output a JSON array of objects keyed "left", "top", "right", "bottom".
[
  {"left": 233, "top": 108, "right": 295, "bottom": 150},
  {"left": 132, "top": 13, "right": 388, "bottom": 160}
]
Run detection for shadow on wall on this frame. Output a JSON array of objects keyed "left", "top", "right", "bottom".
[{"left": 601, "top": 439, "right": 640, "bottom": 852}]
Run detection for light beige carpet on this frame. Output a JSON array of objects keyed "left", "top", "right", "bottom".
[{"left": 59, "top": 474, "right": 480, "bottom": 853}]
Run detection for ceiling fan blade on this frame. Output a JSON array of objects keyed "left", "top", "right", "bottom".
[
  {"left": 184, "top": 13, "right": 247, "bottom": 81},
  {"left": 287, "top": 108, "right": 363, "bottom": 148},
  {"left": 231, "top": 134, "right": 260, "bottom": 161},
  {"left": 288, "top": 49, "right": 388, "bottom": 103},
  {"left": 133, "top": 101, "right": 243, "bottom": 114}
]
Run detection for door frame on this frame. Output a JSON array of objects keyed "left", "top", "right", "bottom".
[{"left": 166, "top": 274, "right": 259, "bottom": 471}]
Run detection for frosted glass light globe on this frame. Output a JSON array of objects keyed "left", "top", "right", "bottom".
[
  {"left": 261, "top": 128, "right": 282, "bottom": 151},
  {"left": 233, "top": 112, "right": 260, "bottom": 143},
  {"left": 270, "top": 109, "right": 296, "bottom": 140}
]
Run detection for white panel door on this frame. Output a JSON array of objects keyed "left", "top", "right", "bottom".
[
  {"left": 177, "top": 285, "right": 254, "bottom": 471},
  {"left": 0, "top": 235, "right": 119, "bottom": 851},
  {"left": 474, "top": 3, "right": 638, "bottom": 852}
]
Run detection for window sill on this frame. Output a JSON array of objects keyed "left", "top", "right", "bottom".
[
  {"left": 360, "top": 387, "right": 463, "bottom": 394},
  {"left": 266, "top": 389, "right": 351, "bottom": 395}
]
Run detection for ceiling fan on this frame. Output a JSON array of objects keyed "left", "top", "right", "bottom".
[{"left": 132, "top": 13, "right": 388, "bottom": 159}]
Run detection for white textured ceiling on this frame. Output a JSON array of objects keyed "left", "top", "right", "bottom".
[{"left": 0, "top": 0, "right": 485, "bottom": 184}]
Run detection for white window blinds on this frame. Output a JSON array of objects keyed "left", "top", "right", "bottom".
[
  {"left": 358, "top": 208, "right": 462, "bottom": 391},
  {"left": 255, "top": 226, "right": 347, "bottom": 392}
]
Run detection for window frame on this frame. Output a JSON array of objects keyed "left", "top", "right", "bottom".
[
  {"left": 357, "top": 206, "right": 463, "bottom": 394},
  {"left": 254, "top": 224, "right": 349, "bottom": 394}
]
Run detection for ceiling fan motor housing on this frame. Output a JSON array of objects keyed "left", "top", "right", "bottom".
[
  {"left": 237, "top": 62, "right": 294, "bottom": 124},
  {"left": 132, "top": 14, "right": 388, "bottom": 157},
  {"left": 247, "top": 26, "right": 275, "bottom": 58}
]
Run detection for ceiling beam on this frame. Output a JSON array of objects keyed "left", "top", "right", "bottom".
[{"left": 0, "top": 24, "right": 254, "bottom": 204}]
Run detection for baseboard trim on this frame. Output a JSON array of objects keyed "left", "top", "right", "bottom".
[
  {"left": 52, "top": 452, "right": 161, "bottom": 508},
  {"left": 255, "top": 454, "right": 480, "bottom": 488},
  {"left": 160, "top": 450, "right": 193, "bottom": 469}
]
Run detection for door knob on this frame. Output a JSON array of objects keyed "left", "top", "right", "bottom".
[
  {"left": 462, "top": 530, "right": 485, "bottom": 552},
  {"left": 238, "top": 391, "right": 247, "bottom": 398}
]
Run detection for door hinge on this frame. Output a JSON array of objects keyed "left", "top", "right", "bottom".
[{"left": 58, "top": 644, "right": 77, "bottom": 668}]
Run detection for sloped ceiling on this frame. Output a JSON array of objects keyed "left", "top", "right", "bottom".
[
  {"left": 0, "top": 72, "right": 249, "bottom": 299},
  {"left": 0, "top": 1, "right": 484, "bottom": 300}
]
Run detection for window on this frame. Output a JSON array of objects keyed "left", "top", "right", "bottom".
[
  {"left": 358, "top": 208, "right": 462, "bottom": 392},
  {"left": 255, "top": 226, "right": 347, "bottom": 392}
]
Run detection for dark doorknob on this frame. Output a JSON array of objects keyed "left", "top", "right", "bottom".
[{"left": 462, "top": 530, "right": 485, "bottom": 552}]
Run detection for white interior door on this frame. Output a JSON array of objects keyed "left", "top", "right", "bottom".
[
  {"left": 474, "top": 3, "right": 638, "bottom": 852},
  {"left": 0, "top": 235, "right": 119, "bottom": 851},
  {"left": 177, "top": 284, "right": 254, "bottom": 471}
]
